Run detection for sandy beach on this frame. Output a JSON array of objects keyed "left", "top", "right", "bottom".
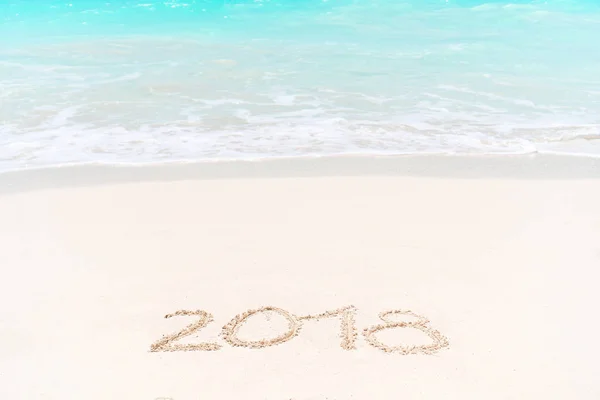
[{"left": 1, "top": 155, "right": 599, "bottom": 399}]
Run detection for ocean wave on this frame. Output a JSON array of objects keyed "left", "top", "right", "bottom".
[{"left": 1, "top": 0, "right": 600, "bottom": 170}]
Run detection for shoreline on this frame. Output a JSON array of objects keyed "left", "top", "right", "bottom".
[{"left": 1, "top": 154, "right": 599, "bottom": 194}]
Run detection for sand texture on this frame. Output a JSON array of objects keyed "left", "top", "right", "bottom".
[{"left": 1, "top": 169, "right": 600, "bottom": 399}]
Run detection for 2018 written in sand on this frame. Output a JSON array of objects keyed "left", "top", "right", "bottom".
[{"left": 150, "top": 305, "right": 450, "bottom": 355}]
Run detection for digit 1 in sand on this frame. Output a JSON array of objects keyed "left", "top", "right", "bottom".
[{"left": 299, "top": 306, "right": 358, "bottom": 350}]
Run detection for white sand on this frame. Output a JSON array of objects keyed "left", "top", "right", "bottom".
[{"left": 1, "top": 157, "right": 600, "bottom": 399}]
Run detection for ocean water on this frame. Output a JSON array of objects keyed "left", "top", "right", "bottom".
[{"left": 1, "top": 0, "right": 600, "bottom": 171}]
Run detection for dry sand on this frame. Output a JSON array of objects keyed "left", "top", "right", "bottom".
[{"left": 1, "top": 156, "right": 600, "bottom": 399}]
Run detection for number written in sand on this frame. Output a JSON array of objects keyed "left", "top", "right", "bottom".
[
  {"left": 363, "top": 310, "right": 450, "bottom": 355},
  {"left": 150, "top": 306, "right": 449, "bottom": 355},
  {"left": 150, "top": 310, "right": 221, "bottom": 352},
  {"left": 298, "top": 306, "right": 358, "bottom": 350},
  {"left": 222, "top": 306, "right": 302, "bottom": 348}
]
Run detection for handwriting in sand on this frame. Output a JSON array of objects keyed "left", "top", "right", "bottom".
[{"left": 150, "top": 306, "right": 449, "bottom": 355}]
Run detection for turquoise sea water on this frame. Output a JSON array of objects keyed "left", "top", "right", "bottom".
[{"left": 1, "top": 0, "right": 600, "bottom": 170}]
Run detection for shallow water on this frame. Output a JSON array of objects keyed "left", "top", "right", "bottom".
[{"left": 1, "top": 0, "right": 600, "bottom": 170}]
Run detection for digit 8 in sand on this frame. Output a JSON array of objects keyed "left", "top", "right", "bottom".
[{"left": 363, "top": 310, "right": 449, "bottom": 355}]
